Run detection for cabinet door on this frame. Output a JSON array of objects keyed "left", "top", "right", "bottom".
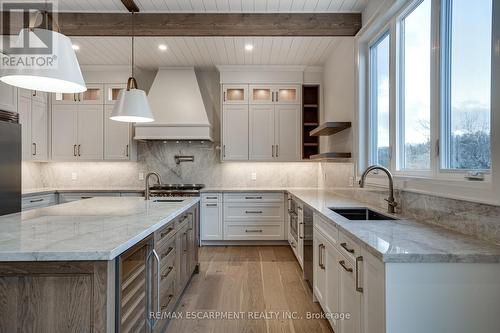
[
  {"left": 313, "top": 229, "right": 327, "bottom": 306},
  {"left": 77, "top": 105, "right": 104, "bottom": 160},
  {"left": 297, "top": 205, "right": 304, "bottom": 267},
  {"left": 201, "top": 202, "right": 223, "bottom": 240},
  {"left": 360, "top": 252, "right": 385, "bottom": 333},
  {"left": 31, "top": 90, "right": 48, "bottom": 104},
  {"left": 249, "top": 104, "right": 275, "bottom": 160},
  {"left": 104, "top": 83, "right": 126, "bottom": 105},
  {"left": 53, "top": 92, "right": 78, "bottom": 104},
  {"left": 78, "top": 83, "right": 104, "bottom": 104},
  {"left": 17, "top": 95, "right": 32, "bottom": 161},
  {"left": 222, "top": 84, "right": 248, "bottom": 104},
  {"left": 249, "top": 85, "right": 274, "bottom": 104},
  {"left": 176, "top": 223, "right": 189, "bottom": 293},
  {"left": 51, "top": 105, "right": 78, "bottom": 160},
  {"left": 275, "top": 85, "right": 301, "bottom": 104},
  {"left": 325, "top": 245, "right": 341, "bottom": 329},
  {"left": 338, "top": 257, "right": 362, "bottom": 333},
  {"left": 222, "top": 104, "right": 248, "bottom": 160},
  {"left": 0, "top": 81, "right": 18, "bottom": 112},
  {"left": 104, "top": 105, "right": 131, "bottom": 160},
  {"left": 31, "top": 99, "right": 48, "bottom": 160},
  {"left": 187, "top": 217, "right": 196, "bottom": 275},
  {"left": 274, "top": 104, "right": 300, "bottom": 161}
]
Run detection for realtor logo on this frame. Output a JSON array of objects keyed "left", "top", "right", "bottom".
[{"left": 2, "top": 2, "right": 54, "bottom": 54}]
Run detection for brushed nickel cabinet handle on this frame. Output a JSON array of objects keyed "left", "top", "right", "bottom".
[
  {"left": 318, "top": 244, "right": 325, "bottom": 269},
  {"left": 245, "top": 229, "right": 263, "bottom": 233},
  {"left": 160, "top": 227, "right": 174, "bottom": 239},
  {"left": 206, "top": 196, "right": 218, "bottom": 199},
  {"left": 161, "top": 266, "right": 174, "bottom": 280},
  {"left": 276, "top": 145, "right": 279, "bottom": 157},
  {"left": 272, "top": 145, "right": 274, "bottom": 157},
  {"left": 32, "top": 90, "right": 36, "bottom": 97},
  {"left": 245, "top": 196, "right": 262, "bottom": 199},
  {"left": 245, "top": 210, "right": 262, "bottom": 214},
  {"left": 73, "top": 144, "right": 77, "bottom": 157},
  {"left": 29, "top": 198, "right": 43, "bottom": 203},
  {"left": 223, "top": 91, "right": 226, "bottom": 102},
  {"left": 78, "top": 144, "right": 81, "bottom": 156},
  {"left": 160, "top": 294, "right": 174, "bottom": 311},
  {"left": 80, "top": 196, "right": 92, "bottom": 199},
  {"left": 223, "top": 145, "right": 226, "bottom": 158},
  {"left": 160, "top": 246, "right": 174, "bottom": 260},
  {"left": 339, "top": 260, "right": 353, "bottom": 273},
  {"left": 32, "top": 143, "right": 36, "bottom": 156},
  {"left": 206, "top": 203, "right": 217, "bottom": 207},
  {"left": 73, "top": 94, "right": 76, "bottom": 102},
  {"left": 126, "top": 144, "right": 129, "bottom": 157},
  {"left": 356, "top": 256, "right": 364, "bottom": 293},
  {"left": 340, "top": 242, "right": 355, "bottom": 254}
]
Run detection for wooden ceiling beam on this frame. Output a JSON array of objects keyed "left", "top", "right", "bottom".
[
  {"left": 120, "top": 0, "right": 139, "bottom": 13},
  {"left": 44, "top": 13, "right": 362, "bottom": 37}
]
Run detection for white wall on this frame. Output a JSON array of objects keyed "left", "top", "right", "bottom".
[{"left": 321, "top": 38, "right": 356, "bottom": 154}]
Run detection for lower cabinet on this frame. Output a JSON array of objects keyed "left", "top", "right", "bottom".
[
  {"left": 313, "top": 213, "right": 380, "bottom": 333},
  {"left": 21, "top": 193, "right": 58, "bottom": 211},
  {"left": 200, "top": 193, "right": 223, "bottom": 241}
]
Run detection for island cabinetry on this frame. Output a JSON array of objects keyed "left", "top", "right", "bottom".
[{"left": 0, "top": 261, "right": 110, "bottom": 332}]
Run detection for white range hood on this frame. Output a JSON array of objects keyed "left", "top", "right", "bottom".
[{"left": 134, "top": 67, "right": 213, "bottom": 141}]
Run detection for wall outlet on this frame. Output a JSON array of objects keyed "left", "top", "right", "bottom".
[
  {"left": 138, "top": 172, "right": 144, "bottom": 181},
  {"left": 251, "top": 172, "right": 257, "bottom": 181},
  {"left": 71, "top": 172, "right": 78, "bottom": 181},
  {"left": 348, "top": 176, "right": 354, "bottom": 187}
]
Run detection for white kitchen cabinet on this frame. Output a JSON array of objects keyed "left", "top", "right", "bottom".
[
  {"left": 360, "top": 251, "right": 386, "bottom": 333},
  {"left": 31, "top": 99, "right": 49, "bottom": 160},
  {"left": 201, "top": 194, "right": 223, "bottom": 241},
  {"left": 338, "top": 256, "right": 362, "bottom": 333},
  {"left": 18, "top": 90, "right": 48, "bottom": 161},
  {"left": 313, "top": 229, "right": 328, "bottom": 305},
  {"left": 77, "top": 105, "right": 104, "bottom": 160},
  {"left": 275, "top": 85, "right": 301, "bottom": 104},
  {"left": 222, "top": 84, "right": 248, "bottom": 104},
  {"left": 51, "top": 104, "right": 103, "bottom": 160},
  {"left": 0, "top": 81, "right": 17, "bottom": 112},
  {"left": 53, "top": 83, "right": 103, "bottom": 105},
  {"left": 249, "top": 104, "right": 275, "bottom": 160},
  {"left": 104, "top": 83, "right": 126, "bottom": 105},
  {"left": 222, "top": 104, "right": 248, "bottom": 160},
  {"left": 249, "top": 85, "right": 301, "bottom": 105},
  {"left": 297, "top": 204, "right": 304, "bottom": 267},
  {"left": 249, "top": 85, "right": 274, "bottom": 104},
  {"left": 104, "top": 105, "right": 132, "bottom": 160},
  {"left": 325, "top": 244, "right": 341, "bottom": 329},
  {"left": 274, "top": 104, "right": 301, "bottom": 161}
]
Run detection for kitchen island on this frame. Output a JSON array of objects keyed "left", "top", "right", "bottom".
[{"left": 0, "top": 197, "right": 200, "bottom": 332}]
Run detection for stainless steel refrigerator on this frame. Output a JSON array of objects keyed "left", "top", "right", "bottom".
[{"left": 0, "top": 110, "right": 21, "bottom": 216}]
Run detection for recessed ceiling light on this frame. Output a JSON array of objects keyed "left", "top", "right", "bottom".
[
  {"left": 72, "top": 44, "right": 80, "bottom": 51},
  {"left": 158, "top": 44, "right": 167, "bottom": 51},
  {"left": 245, "top": 44, "right": 254, "bottom": 51}
]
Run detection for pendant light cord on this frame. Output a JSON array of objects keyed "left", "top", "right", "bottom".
[{"left": 131, "top": 11, "right": 135, "bottom": 78}]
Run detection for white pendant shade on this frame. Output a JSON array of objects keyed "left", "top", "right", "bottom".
[
  {"left": 0, "top": 28, "right": 86, "bottom": 93},
  {"left": 110, "top": 88, "right": 154, "bottom": 123}
]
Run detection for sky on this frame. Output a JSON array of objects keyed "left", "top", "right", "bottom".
[{"left": 372, "top": 0, "right": 492, "bottom": 145}]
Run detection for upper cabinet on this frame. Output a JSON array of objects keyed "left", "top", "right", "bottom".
[
  {"left": 52, "top": 83, "right": 103, "bottom": 105},
  {"left": 249, "top": 85, "right": 301, "bottom": 105},
  {"left": 222, "top": 85, "right": 248, "bottom": 104},
  {"left": 104, "top": 104, "right": 133, "bottom": 160},
  {"left": 0, "top": 81, "right": 17, "bottom": 112},
  {"left": 104, "top": 83, "right": 126, "bottom": 105},
  {"left": 18, "top": 89, "right": 49, "bottom": 161}
]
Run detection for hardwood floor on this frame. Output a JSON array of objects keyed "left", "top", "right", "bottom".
[{"left": 165, "top": 246, "right": 333, "bottom": 333}]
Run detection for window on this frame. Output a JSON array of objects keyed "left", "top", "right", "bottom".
[
  {"left": 369, "top": 33, "right": 391, "bottom": 168},
  {"left": 399, "top": 0, "right": 432, "bottom": 170},
  {"left": 441, "top": 0, "right": 492, "bottom": 170}
]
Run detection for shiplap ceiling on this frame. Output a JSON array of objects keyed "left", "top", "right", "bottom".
[
  {"left": 72, "top": 36, "right": 343, "bottom": 70},
  {"left": 57, "top": 0, "right": 366, "bottom": 12}
]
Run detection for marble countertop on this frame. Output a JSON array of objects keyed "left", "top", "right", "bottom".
[
  {"left": 201, "top": 187, "right": 305, "bottom": 193},
  {"left": 23, "top": 188, "right": 145, "bottom": 196},
  {"left": 0, "top": 197, "right": 198, "bottom": 261},
  {"left": 287, "top": 189, "right": 500, "bottom": 263}
]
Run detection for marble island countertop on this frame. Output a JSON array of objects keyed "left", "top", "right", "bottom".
[
  {"left": 22, "top": 187, "right": 145, "bottom": 196},
  {"left": 0, "top": 197, "right": 199, "bottom": 261},
  {"left": 287, "top": 189, "right": 500, "bottom": 264}
]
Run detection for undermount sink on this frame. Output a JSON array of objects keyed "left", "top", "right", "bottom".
[
  {"left": 329, "top": 207, "right": 398, "bottom": 221},
  {"left": 152, "top": 199, "right": 185, "bottom": 203}
]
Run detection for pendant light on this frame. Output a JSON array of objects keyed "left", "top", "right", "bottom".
[
  {"left": 0, "top": 10, "right": 86, "bottom": 93},
  {"left": 110, "top": 12, "right": 154, "bottom": 123}
]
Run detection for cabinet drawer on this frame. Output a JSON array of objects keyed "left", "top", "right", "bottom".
[
  {"left": 58, "top": 192, "right": 117, "bottom": 203},
  {"left": 159, "top": 278, "right": 176, "bottom": 314},
  {"left": 177, "top": 212, "right": 192, "bottom": 229},
  {"left": 224, "top": 202, "right": 284, "bottom": 222},
  {"left": 159, "top": 253, "right": 176, "bottom": 288},
  {"left": 155, "top": 222, "right": 176, "bottom": 249},
  {"left": 223, "top": 192, "right": 284, "bottom": 203},
  {"left": 156, "top": 231, "right": 176, "bottom": 261},
  {"left": 313, "top": 213, "right": 339, "bottom": 245},
  {"left": 338, "top": 231, "right": 361, "bottom": 262},
  {"left": 224, "top": 223, "right": 284, "bottom": 240},
  {"left": 201, "top": 193, "right": 222, "bottom": 202},
  {"left": 22, "top": 193, "right": 57, "bottom": 211}
]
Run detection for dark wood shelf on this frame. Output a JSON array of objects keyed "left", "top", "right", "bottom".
[
  {"left": 309, "top": 152, "right": 352, "bottom": 160},
  {"left": 303, "top": 143, "right": 319, "bottom": 147},
  {"left": 304, "top": 104, "right": 319, "bottom": 108},
  {"left": 310, "top": 122, "right": 352, "bottom": 136},
  {"left": 303, "top": 122, "right": 319, "bottom": 126}
]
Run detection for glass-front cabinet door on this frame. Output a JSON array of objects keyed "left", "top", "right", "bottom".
[
  {"left": 275, "top": 85, "right": 301, "bottom": 104},
  {"left": 104, "top": 83, "right": 126, "bottom": 105},
  {"left": 79, "top": 83, "right": 103, "bottom": 104},
  {"left": 250, "top": 85, "right": 273, "bottom": 104},
  {"left": 222, "top": 84, "right": 248, "bottom": 104}
]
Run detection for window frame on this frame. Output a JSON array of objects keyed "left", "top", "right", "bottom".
[
  {"left": 368, "top": 29, "right": 392, "bottom": 169},
  {"left": 357, "top": 0, "right": 496, "bottom": 201}
]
